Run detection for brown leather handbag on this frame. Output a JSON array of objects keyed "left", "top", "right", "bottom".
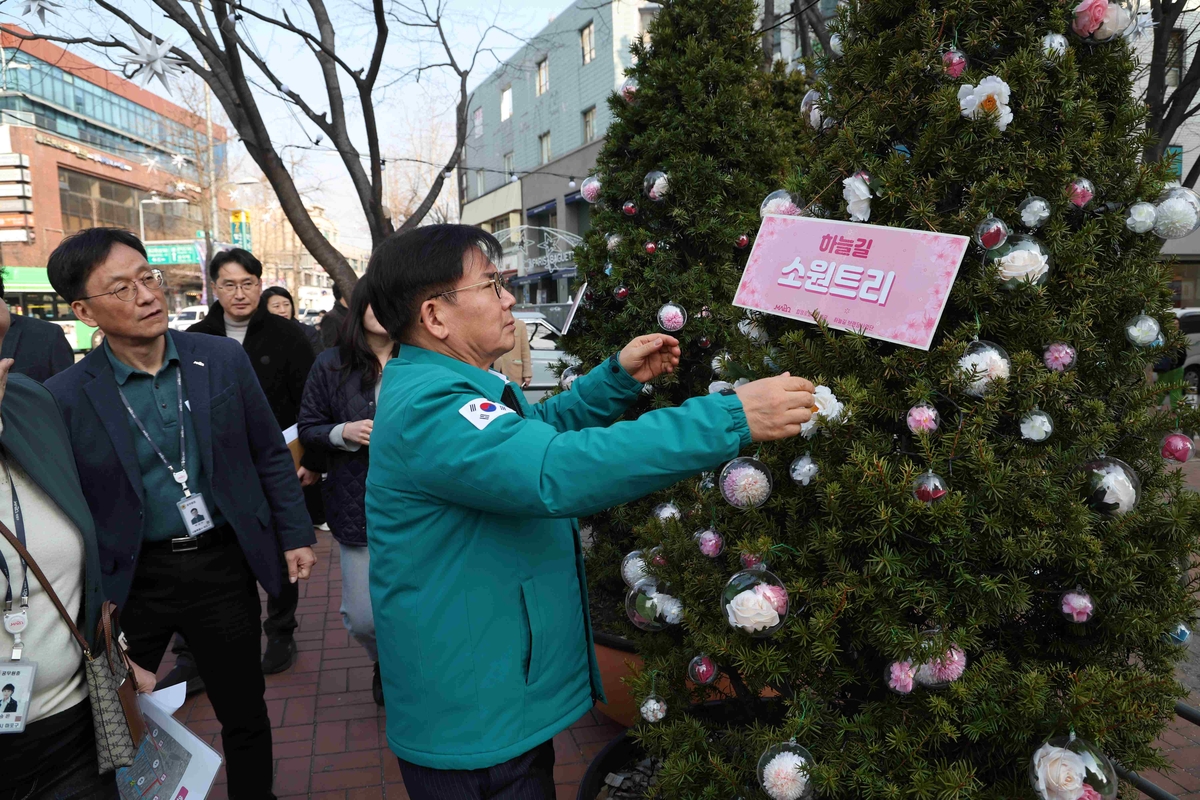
[{"left": 0, "top": 520, "right": 146, "bottom": 772}]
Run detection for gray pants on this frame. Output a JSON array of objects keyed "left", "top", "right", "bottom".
[{"left": 338, "top": 542, "right": 378, "bottom": 661}]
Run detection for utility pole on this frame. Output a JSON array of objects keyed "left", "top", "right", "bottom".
[{"left": 203, "top": 78, "right": 218, "bottom": 306}]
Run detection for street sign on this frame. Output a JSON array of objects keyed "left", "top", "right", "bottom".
[
  {"left": 230, "top": 210, "right": 252, "bottom": 250},
  {"left": 146, "top": 242, "right": 201, "bottom": 266}
]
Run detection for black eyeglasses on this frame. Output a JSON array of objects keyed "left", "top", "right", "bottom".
[
  {"left": 429, "top": 272, "right": 509, "bottom": 301},
  {"left": 79, "top": 269, "right": 165, "bottom": 302}
]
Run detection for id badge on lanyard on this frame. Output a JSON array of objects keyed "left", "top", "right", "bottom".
[{"left": 0, "top": 455, "right": 35, "bottom": 734}]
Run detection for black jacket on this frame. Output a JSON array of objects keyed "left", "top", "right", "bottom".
[
  {"left": 297, "top": 348, "right": 375, "bottom": 545},
  {"left": 319, "top": 303, "right": 348, "bottom": 350},
  {"left": 188, "top": 302, "right": 322, "bottom": 471},
  {"left": 2, "top": 313, "right": 74, "bottom": 383}
]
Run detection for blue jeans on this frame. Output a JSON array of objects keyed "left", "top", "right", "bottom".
[{"left": 338, "top": 542, "right": 377, "bottom": 661}]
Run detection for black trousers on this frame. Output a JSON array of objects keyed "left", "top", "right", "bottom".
[
  {"left": 0, "top": 699, "right": 118, "bottom": 800},
  {"left": 397, "top": 741, "right": 555, "bottom": 800},
  {"left": 122, "top": 535, "right": 275, "bottom": 800}
]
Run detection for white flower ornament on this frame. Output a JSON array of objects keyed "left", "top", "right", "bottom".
[{"left": 958, "top": 76, "right": 1013, "bottom": 131}]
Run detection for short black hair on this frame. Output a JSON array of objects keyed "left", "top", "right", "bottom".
[
  {"left": 260, "top": 285, "right": 296, "bottom": 318},
  {"left": 208, "top": 248, "right": 262, "bottom": 282},
  {"left": 47, "top": 227, "right": 148, "bottom": 302},
  {"left": 366, "top": 224, "right": 502, "bottom": 341},
  {"left": 332, "top": 282, "right": 343, "bottom": 302},
  {"left": 1, "top": 684, "right": 12, "bottom": 693}
]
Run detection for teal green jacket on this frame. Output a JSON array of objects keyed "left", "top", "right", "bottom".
[{"left": 366, "top": 346, "right": 752, "bottom": 769}]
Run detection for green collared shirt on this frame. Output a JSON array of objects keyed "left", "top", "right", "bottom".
[{"left": 104, "top": 336, "right": 226, "bottom": 542}]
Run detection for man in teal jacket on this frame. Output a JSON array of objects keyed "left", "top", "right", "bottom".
[{"left": 365, "top": 225, "right": 815, "bottom": 799}]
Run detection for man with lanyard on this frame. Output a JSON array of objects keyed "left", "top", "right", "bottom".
[{"left": 46, "top": 227, "right": 316, "bottom": 798}]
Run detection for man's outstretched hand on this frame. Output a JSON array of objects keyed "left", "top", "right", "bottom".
[{"left": 618, "top": 335, "right": 682, "bottom": 383}]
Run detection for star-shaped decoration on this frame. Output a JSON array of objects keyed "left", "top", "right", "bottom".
[
  {"left": 141, "top": 155, "right": 160, "bottom": 174},
  {"left": 170, "top": 153, "right": 188, "bottom": 169},
  {"left": 1126, "top": 12, "right": 1156, "bottom": 39},
  {"left": 22, "top": 0, "right": 62, "bottom": 25},
  {"left": 117, "top": 30, "right": 185, "bottom": 95},
  {"left": 227, "top": 186, "right": 242, "bottom": 203},
  {"left": 174, "top": 182, "right": 187, "bottom": 193}
]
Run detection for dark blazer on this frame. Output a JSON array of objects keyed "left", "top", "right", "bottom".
[
  {"left": 45, "top": 331, "right": 315, "bottom": 608},
  {"left": 2, "top": 374, "right": 106, "bottom": 651},
  {"left": 1, "top": 314, "right": 74, "bottom": 384},
  {"left": 297, "top": 348, "right": 375, "bottom": 546},
  {"left": 3, "top": 698, "right": 15, "bottom": 713}
]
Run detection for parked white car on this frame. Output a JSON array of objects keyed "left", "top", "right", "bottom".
[
  {"left": 513, "top": 311, "right": 578, "bottom": 392},
  {"left": 170, "top": 305, "right": 209, "bottom": 331}
]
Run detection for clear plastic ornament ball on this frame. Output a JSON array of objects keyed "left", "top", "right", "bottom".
[
  {"left": 620, "top": 550, "right": 648, "bottom": 588},
  {"left": 912, "top": 471, "right": 949, "bottom": 504},
  {"left": 1154, "top": 185, "right": 1200, "bottom": 239},
  {"left": 719, "top": 457, "right": 773, "bottom": 509},
  {"left": 801, "top": 89, "right": 823, "bottom": 129},
  {"left": 699, "top": 471, "right": 716, "bottom": 491},
  {"left": 688, "top": 653, "right": 720, "bottom": 685},
  {"left": 1069, "top": 0, "right": 1137, "bottom": 43},
  {"left": 1042, "top": 32, "right": 1069, "bottom": 57},
  {"left": 916, "top": 633, "right": 964, "bottom": 690},
  {"left": 1125, "top": 313, "right": 1162, "bottom": 347},
  {"left": 1061, "top": 587, "right": 1095, "bottom": 623},
  {"left": 1082, "top": 456, "right": 1141, "bottom": 517},
  {"left": 603, "top": 261, "right": 613, "bottom": 276},
  {"left": 1168, "top": 623, "right": 1192, "bottom": 646},
  {"left": 757, "top": 741, "right": 815, "bottom": 800},
  {"left": 1126, "top": 200, "right": 1157, "bottom": 233},
  {"left": 1018, "top": 196, "right": 1052, "bottom": 229},
  {"left": 761, "top": 189, "right": 802, "bottom": 218},
  {"left": 625, "top": 578, "right": 683, "bottom": 631},
  {"left": 698, "top": 336, "right": 712, "bottom": 349},
  {"left": 1162, "top": 431, "right": 1195, "bottom": 463},
  {"left": 605, "top": 232, "right": 621, "bottom": 250},
  {"left": 644, "top": 240, "right": 658, "bottom": 255},
  {"left": 613, "top": 285, "right": 630, "bottom": 301},
  {"left": 652, "top": 502, "right": 681, "bottom": 522},
  {"left": 657, "top": 302, "right": 686, "bottom": 332},
  {"left": 723, "top": 569, "right": 790, "bottom": 637},
  {"left": 694, "top": 527, "right": 724, "bottom": 558},
  {"left": 885, "top": 660, "right": 917, "bottom": 694},
  {"left": 1028, "top": 734, "right": 1118, "bottom": 800},
  {"left": 1043, "top": 342, "right": 1077, "bottom": 372},
  {"left": 989, "top": 235, "right": 1053, "bottom": 289},
  {"left": 738, "top": 318, "right": 768, "bottom": 344},
  {"left": 959, "top": 340, "right": 1011, "bottom": 397},
  {"left": 973, "top": 216, "right": 1009, "bottom": 250},
  {"left": 1068, "top": 177, "right": 1095, "bottom": 208},
  {"left": 709, "top": 380, "right": 734, "bottom": 394},
  {"left": 741, "top": 552, "right": 769, "bottom": 571},
  {"left": 907, "top": 401, "right": 940, "bottom": 434},
  {"left": 711, "top": 351, "right": 732, "bottom": 375},
  {"left": 619, "top": 76, "right": 639, "bottom": 103},
  {"left": 828, "top": 32, "right": 844, "bottom": 57},
  {"left": 638, "top": 693, "right": 666, "bottom": 722},
  {"left": 789, "top": 454, "right": 819, "bottom": 486},
  {"left": 580, "top": 176, "right": 602, "bottom": 204},
  {"left": 559, "top": 366, "right": 580, "bottom": 391},
  {"left": 648, "top": 545, "right": 667, "bottom": 567},
  {"left": 736, "top": 233, "right": 751, "bottom": 249},
  {"left": 643, "top": 170, "right": 669, "bottom": 201},
  {"left": 942, "top": 48, "right": 968, "bottom": 78},
  {"left": 1020, "top": 408, "right": 1054, "bottom": 443},
  {"left": 621, "top": 201, "right": 638, "bottom": 216}
]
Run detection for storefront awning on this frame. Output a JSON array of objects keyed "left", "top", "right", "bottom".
[
  {"left": 510, "top": 267, "right": 577, "bottom": 285},
  {"left": 526, "top": 199, "right": 557, "bottom": 217}
]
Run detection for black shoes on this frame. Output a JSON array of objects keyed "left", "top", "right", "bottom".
[
  {"left": 372, "top": 661, "right": 384, "bottom": 706},
  {"left": 261, "top": 636, "right": 298, "bottom": 674}
]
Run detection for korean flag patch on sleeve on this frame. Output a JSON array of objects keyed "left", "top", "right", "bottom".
[{"left": 458, "top": 398, "right": 516, "bottom": 430}]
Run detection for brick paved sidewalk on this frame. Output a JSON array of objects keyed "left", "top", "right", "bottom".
[{"left": 161, "top": 530, "right": 626, "bottom": 800}]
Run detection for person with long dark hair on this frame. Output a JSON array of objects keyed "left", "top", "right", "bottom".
[
  {"left": 297, "top": 279, "right": 395, "bottom": 706},
  {"left": 261, "top": 285, "right": 323, "bottom": 355}
]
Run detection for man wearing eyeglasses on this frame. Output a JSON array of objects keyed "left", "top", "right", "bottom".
[
  {"left": 187, "top": 248, "right": 322, "bottom": 675},
  {"left": 44, "top": 228, "right": 317, "bottom": 800},
  {"left": 364, "top": 225, "right": 816, "bottom": 798}
]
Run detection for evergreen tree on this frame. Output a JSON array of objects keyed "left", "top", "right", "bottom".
[{"left": 567, "top": 0, "right": 1200, "bottom": 797}]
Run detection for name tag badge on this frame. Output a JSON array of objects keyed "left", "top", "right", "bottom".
[
  {"left": 458, "top": 398, "right": 515, "bottom": 431},
  {"left": 176, "top": 494, "right": 215, "bottom": 537},
  {"left": 0, "top": 660, "right": 36, "bottom": 734},
  {"left": 2, "top": 609, "right": 26, "bottom": 636}
]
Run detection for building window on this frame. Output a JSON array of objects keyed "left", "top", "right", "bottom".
[
  {"left": 59, "top": 166, "right": 200, "bottom": 239},
  {"left": 539, "top": 132, "right": 552, "bottom": 165},
  {"left": 581, "top": 22, "right": 595, "bottom": 64},
  {"left": 1168, "top": 29, "right": 1185, "bottom": 88},
  {"left": 473, "top": 107, "right": 483, "bottom": 138},
  {"left": 503, "top": 152, "right": 514, "bottom": 180},
  {"left": 500, "top": 86, "right": 512, "bottom": 121},
  {"left": 536, "top": 58, "right": 549, "bottom": 96},
  {"left": 1167, "top": 144, "right": 1184, "bottom": 180},
  {"left": 475, "top": 169, "right": 485, "bottom": 196},
  {"left": 582, "top": 107, "right": 596, "bottom": 143}
]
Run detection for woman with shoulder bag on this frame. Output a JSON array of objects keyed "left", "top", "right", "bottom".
[
  {"left": 298, "top": 280, "right": 395, "bottom": 707},
  {"left": 0, "top": 303, "right": 156, "bottom": 800}
]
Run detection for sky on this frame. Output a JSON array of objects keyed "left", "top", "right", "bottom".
[{"left": 0, "top": 0, "right": 584, "bottom": 249}]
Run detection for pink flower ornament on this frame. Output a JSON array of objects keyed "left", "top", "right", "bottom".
[
  {"left": 1072, "top": 0, "right": 1108, "bottom": 37},
  {"left": 927, "top": 646, "right": 967, "bottom": 683},
  {"left": 753, "top": 583, "right": 789, "bottom": 615},
  {"left": 1062, "top": 591, "right": 1094, "bottom": 623},
  {"left": 1043, "top": 342, "right": 1076, "bottom": 372},
  {"left": 1069, "top": 180, "right": 1095, "bottom": 208},
  {"left": 889, "top": 661, "right": 916, "bottom": 694},
  {"left": 943, "top": 50, "right": 967, "bottom": 78},
  {"left": 696, "top": 529, "right": 724, "bottom": 557},
  {"left": 1080, "top": 785, "right": 1102, "bottom": 800},
  {"left": 907, "top": 403, "right": 939, "bottom": 433}
]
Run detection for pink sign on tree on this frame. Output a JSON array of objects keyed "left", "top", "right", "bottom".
[{"left": 733, "top": 216, "right": 970, "bottom": 351}]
